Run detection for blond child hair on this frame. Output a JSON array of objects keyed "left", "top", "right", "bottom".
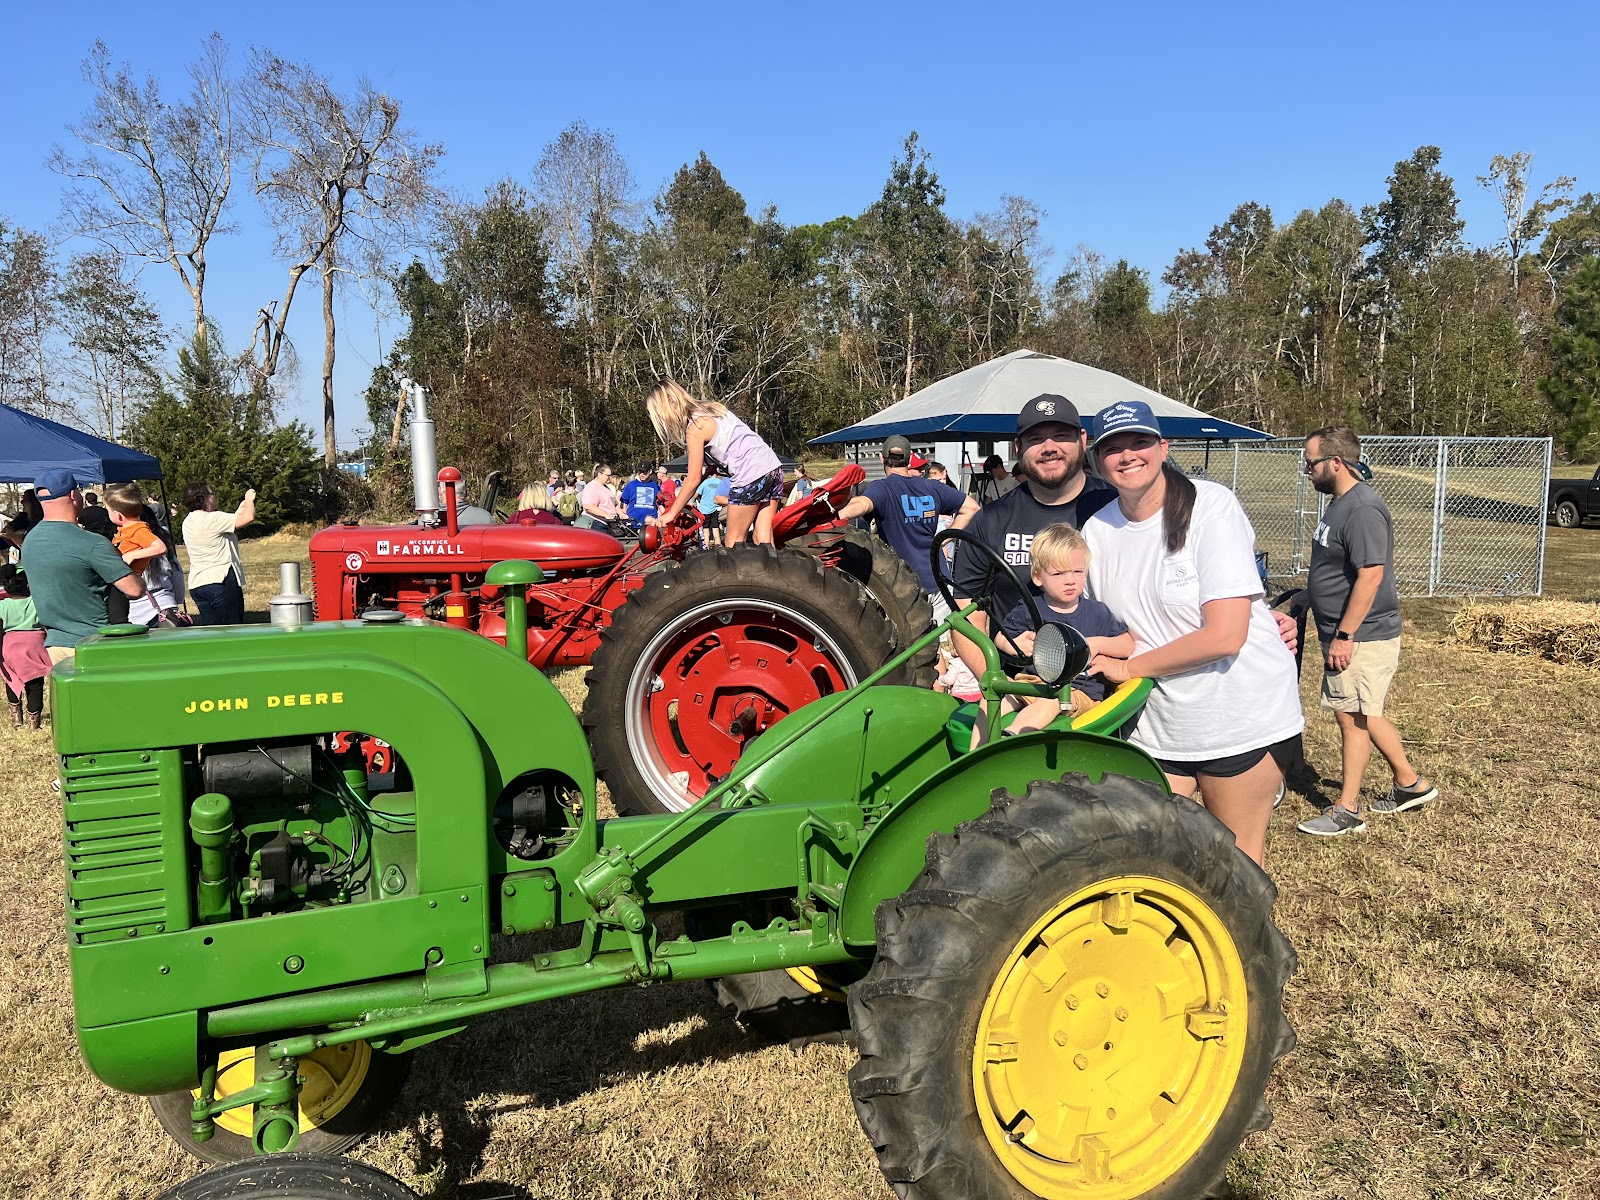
[
  {"left": 103, "top": 483, "right": 146, "bottom": 518},
  {"left": 645, "top": 379, "right": 730, "bottom": 447},
  {"left": 1030, "top": 522, "right": 1090, "bottom": 574}
]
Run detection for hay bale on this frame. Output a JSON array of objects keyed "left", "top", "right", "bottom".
[{"left": 1452, "top": 599, "right": 1600, "bottom": 668}]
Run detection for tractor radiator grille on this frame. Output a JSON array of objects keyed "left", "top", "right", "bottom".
[{"left": 62, "top": 749, "right": 192, "bottom": 944}]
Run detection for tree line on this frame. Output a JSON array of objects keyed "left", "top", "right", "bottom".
[{"left": 3, "top": 35, "right": 1598, "bottom": 525}]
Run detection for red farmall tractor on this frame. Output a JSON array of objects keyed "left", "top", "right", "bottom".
[{"left": 309, "top": 382, "right": 933, "bottom": 815}]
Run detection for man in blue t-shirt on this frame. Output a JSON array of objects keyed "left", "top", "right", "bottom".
[
  {"left": 619, "top": 462, "right": 660, "bottom": 525},
  {"left": 836, "top": 434, "right": 979, "bottom": 618}
]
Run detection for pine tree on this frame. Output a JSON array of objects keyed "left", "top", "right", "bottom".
[
  {"left": 126, "top": 332, "right": 328, "bottom": 528},
  {"left": 1540, "top": 255, "right": 1600, "bottom": 459}
]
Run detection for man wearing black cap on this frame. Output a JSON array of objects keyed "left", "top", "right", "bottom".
[
  {"left": 836, "top": 434, "right": 979, "bottom": 619},
  {"left": 20, "top": 469, "right": 146, "bottom": 664},
  {"left": 949, "top": 394, "right": 1116, "bottom": 676}
]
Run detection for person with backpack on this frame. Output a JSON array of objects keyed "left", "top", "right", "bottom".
[{"left": 556, "top": 483, "right": 583, "bottom": 524}]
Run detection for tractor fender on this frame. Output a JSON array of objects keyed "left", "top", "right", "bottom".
[{"left": 838, "top": 731, "right": 1167, "bottom": 947}]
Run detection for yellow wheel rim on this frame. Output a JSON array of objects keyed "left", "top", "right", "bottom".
[
  {"left": 202, "top": 1042, "right": 373, "bottom": 1138},
  {"left": 785, "top": 966, "right": 848, "bottom": 1003},
  {"left": 972, "top": 874, "right": 1248, "bottom": 1198}
]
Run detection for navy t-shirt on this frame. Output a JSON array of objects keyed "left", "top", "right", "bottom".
[
  {"left": 620, "top": 478, "right": 660, "bottom": 523},
  {"left": 863, "top": 475, "right": 970, "bottom": 594},
  {"left": 951, "top": 480, "right": 1118, "bottom": 617},
  {"left": 1000, "top": 595, "right": 1127, "bottom": 702}
]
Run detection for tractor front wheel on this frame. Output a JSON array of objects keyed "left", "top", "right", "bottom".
[
  {"left": 848, "top": 774, "right": 1296, "bottom": 1199},
  {"left": 149, "top": 1041, "right": 411, "bottom": 1166},
  {"left": 155, "top": 1153, "right": 418, "bottom": 1200},
  {"left": 584, "top": 545, "right": 916, "bottom": 815}
]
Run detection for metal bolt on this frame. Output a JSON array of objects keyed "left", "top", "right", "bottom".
[
  {"left": 472, "top": 945, "right": 482, "bottom": 954},
  {"left": 1065, "top": 994, "right": 1080, "bottom": 1010},
  {"left": 503, "top": 883, "right": 516, "bottom": 896},
  {"left": 1054, "top": 1031, "right": 1069, "bottom": 1046},
  {"left": 159, "top": 965, "right": 170, "bottom": 975},
  {"left": 284, "top": 955, "right": 304, "bottom": 975},
  {"left": 459, "top": 894, "right": 469, "bottom": 903},
  {"left": 1073, "top": 1054, "right": 1089, "bottom": 1071},
  {"left": 428, "top": 899, "right": 437, "bottom": 909},
  {"left": 425, "top": 946, "right": 443, "bottom": 965},
  {"left": 1115, "top": 1006, "right": 1129, "bottom": 1022},
  {"left": 543, "top": 878, "right": 556, "bottom": 891},
  {"left": 1096, "top": 983, "right": 1110, "bottom": 998}
]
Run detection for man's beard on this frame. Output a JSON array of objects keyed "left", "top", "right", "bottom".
[
  {"left": 1020, "top": 446, "right": 1084, "bottom": 488},
  {"left": 1310, "top": 474, "right": 1335, "bottom": 495}
]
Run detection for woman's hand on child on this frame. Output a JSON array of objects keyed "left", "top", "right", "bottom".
[{"left": 1089, "top": 654, "right": 1132, "bottom": 684}]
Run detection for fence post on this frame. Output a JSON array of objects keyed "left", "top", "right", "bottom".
[
  {"left": 1429, "top": 439, "right": 1448, "bottom": 597},
  {"left": 1536, "top": 438, "right": 1552, "bottom": 597}
]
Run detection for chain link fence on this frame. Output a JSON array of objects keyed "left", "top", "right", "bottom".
[{"left": 1166, "top": 437, "right": 1552, "bottom": 598}]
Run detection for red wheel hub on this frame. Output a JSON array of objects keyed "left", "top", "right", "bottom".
[{"left": 639, "top": 607, "right": 853, "bottom": 799}]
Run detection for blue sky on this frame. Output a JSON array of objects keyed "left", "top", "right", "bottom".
[{"left": 5, "top": 1, "right": 1595, "bottom": 447}]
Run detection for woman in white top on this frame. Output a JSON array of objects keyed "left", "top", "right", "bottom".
[{"left": 1082, "top": 402, "right": 1303, "bottom": 866}]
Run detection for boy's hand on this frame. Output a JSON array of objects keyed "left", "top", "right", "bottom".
[{"left": 1013, "top": 630, "right": 1036, "bottom": 655}]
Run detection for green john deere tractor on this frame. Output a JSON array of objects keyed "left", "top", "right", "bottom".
[{"left": 55, "top": 532, "right": 1295, "bottom": 1199}]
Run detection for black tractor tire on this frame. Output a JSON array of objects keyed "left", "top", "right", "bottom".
[
  {"left": 583, "top": 544, "right": 917, "bottom": 816},
  {"left": 794, "top": 525, "right": 938, "bottom": 686},
  {"left": 848, "top": 774, "right": 1296, "bottom": 1200},
  {"left": 149, "top": 1043, "right": 412, "bottom": 1166},
  {"left": 156, "top": 1153, "right": 419, "bottom": 1200},
  {"left": 1553, "top": 498, "right": 1581, "bottom": 528}
]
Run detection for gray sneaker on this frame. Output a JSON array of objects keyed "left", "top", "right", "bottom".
[
  {"left": 1371, "top": 779, "right": 1438, "bottom": 815},
  {"left": 1297, "top": 805, "right": 1366, "bottom": 837}
]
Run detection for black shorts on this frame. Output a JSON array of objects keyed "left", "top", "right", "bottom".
[
  {"left": 699, "top": 510, "right": 721, "bottom": 530},
  {"left": 1154, "top": 733, "right": 1302, "bottom": 780}
]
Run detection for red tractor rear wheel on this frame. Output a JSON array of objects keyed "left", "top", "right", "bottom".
[{"left": 582, "top": 545, "right": 917, "bottom": 815}]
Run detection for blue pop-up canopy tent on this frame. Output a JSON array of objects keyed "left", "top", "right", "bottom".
[
  {"left": 810, "top": 349, "right": 1270, "bottom": 445},
  {"left": 0, "top": 403, "right": 162, "bottom": 484}
]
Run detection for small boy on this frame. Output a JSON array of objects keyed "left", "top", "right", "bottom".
[
  {"left": 995, "top": 523, "right": 1134, "bottom": 737},
  {"left": 104, "top": 483, "right": 168, "bottom": 580}
]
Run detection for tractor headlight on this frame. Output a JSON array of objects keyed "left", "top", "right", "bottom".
[{"left": 1032, "top": 623, "right": 1090, "bottom": 690}]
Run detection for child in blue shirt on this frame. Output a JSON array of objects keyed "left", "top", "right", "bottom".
[
  {"left": 619, "top": 462, "right": 661, "bottom": 525},
  {"left": 997, "top": 523, "right": 1134, "bottom": 736}
]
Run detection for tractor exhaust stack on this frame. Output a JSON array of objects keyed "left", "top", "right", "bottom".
[{"left": 402, "top": 377, "right": 440, "bottom": 528}]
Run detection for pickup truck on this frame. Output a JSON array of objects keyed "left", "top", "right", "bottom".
[{"left": 1549, "top": 467, "right": 1600, "bottom": 527}]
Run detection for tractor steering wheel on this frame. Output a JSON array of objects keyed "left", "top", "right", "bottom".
[
  {"left": 930, "top": 527, "right": 1043, "bottom": 657},
  {"left": 930, "top": 527, "right": 1091, "bottom": 692}
]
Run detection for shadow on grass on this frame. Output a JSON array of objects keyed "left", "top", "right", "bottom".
[{"left": 374, "top": 971, "right": 797, "bottom": 1196}]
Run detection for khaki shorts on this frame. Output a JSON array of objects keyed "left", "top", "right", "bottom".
[
  {"left": 1320, "top": 636, "right": 1401, "bottom": 715},
  {"left": 47, "top": 646, "right": 75, "bottom": 666}
]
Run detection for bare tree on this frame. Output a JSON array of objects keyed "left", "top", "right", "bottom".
[
  {"left": 50, "top": 36, "right": 235, "bottom": 341},
  {"left": 245, "top": 50, "right": 442, "bottom": 464},
  {"left": 533, "top": 120, "right": 638, "bottom": 398},
  {"left": 1477, "top": 151, "right": 1574, "bottom": 295}
]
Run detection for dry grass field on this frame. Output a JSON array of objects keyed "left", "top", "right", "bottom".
[{"left": 2, "top": 529, "right": 1597, "bottom": 1199}]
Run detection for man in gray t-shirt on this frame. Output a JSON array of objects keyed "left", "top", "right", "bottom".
[
  {"left": 1295, "top": 427, "right": 1437, "bottom": 837},
  {"left": 1306, "top": 479, "right": 1401, "bottom": 645}
]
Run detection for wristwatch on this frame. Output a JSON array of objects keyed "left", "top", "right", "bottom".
[{"left": 1332, "top": 630, "right": 1353, "bottom": 641}]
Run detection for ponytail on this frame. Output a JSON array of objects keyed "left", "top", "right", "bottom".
[{"left": 1161, "top": 463, "right": 1195, "bottom": 554}]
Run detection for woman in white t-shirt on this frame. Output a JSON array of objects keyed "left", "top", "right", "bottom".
[{"left": 1082, "top": 402, "right": 1303, "bottom": 866}]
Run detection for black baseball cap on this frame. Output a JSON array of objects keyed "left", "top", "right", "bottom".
[
  {"left": 882, "top": 434, "right": 914, "bottom": 464},
  {"left": 1017, "top": 393, "right": 1083, "bottom": 435}
]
